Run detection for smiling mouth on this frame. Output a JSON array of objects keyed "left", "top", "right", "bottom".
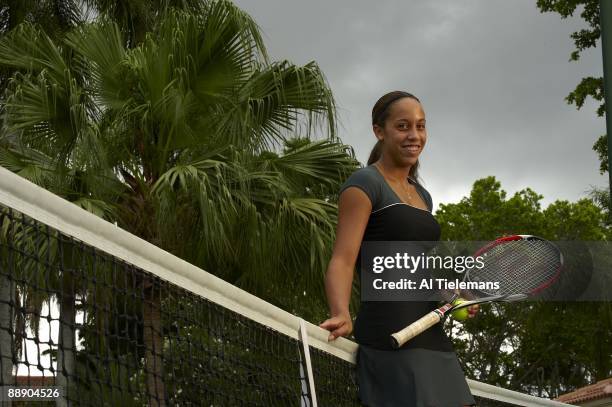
[{"left": 401, "top": 145, "right": 420, "bottom": 152}]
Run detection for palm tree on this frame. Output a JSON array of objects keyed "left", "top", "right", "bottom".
[
  {"left": 86, "top": 0, "right": 204, "bottom": 46},
  {"left": 0, "top": 1, "right": 358, "bottom": 404}
]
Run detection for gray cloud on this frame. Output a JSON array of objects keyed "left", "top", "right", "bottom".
[{"left": 234, "top": 0, "right": 607, "bottom": 208}]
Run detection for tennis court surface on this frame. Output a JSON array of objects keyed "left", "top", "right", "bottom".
[{"left": 0, "top": 166, "right": 570, "bottom": 406}]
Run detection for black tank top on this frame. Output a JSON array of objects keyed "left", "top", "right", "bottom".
[{"left": 340, "top": 166, "right": 454, "bottom": 352}]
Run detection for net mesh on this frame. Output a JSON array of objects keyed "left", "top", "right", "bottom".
[
  {"left": 0, "top": 180, "right": 568, "bottom": 406},
  {"left": 0, "top": 205, "right": 358, "bottom": 406}
]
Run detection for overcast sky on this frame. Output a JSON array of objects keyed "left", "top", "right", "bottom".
[{"left": 233, "top": 0, "right": 607, "bottom": 209}]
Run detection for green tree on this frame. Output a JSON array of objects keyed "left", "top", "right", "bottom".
[
  {"left": 437, "top": 176, "right": 612, "bottom": 397},
  {"left": 0, "top": 2, "right": 358, "bottom": 404}
]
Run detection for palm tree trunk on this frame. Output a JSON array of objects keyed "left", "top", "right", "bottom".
[
  {"left": 55, "top": 274, "right": 76, "bottom": 407},
  {"left": 143, "top": 279, "right": 166, "bottom": 406}
]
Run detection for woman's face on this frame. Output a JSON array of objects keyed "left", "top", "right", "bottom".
[{"left": 374, "top": 97, "right": 427, "bottom": 168}]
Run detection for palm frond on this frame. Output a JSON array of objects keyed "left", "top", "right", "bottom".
[
  {"left": 259, "top": 138, "right": 358, "bottom": 193},
  {"left": 3, "top": 70, "right": 96, "bottom": 165},
  {"left": 65, "top": 20, "right": 128, "bottom": 109},
  {"left": 217, "top": 60, "right": 337, "bottom": 150},
  {"left": 0, "top": 23, "right": 68, "bottom": 84},
  {"left": 0, "top": 145, "right": 55, "bottom": 186}
]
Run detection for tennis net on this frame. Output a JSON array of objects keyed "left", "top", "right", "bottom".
[{"left": 0, "top": 166, "right": 570, "bottom": 406}]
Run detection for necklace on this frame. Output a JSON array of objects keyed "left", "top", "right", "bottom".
[{"left": 375, "top": 162, "right": 413, "bottom": 200}]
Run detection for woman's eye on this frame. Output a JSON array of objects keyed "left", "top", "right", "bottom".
[{"left": 397, "top": 123, "right": 425, "bottom": 130}]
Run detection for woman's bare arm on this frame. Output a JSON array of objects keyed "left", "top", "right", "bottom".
[{"left": 319, "top": 187, "right": 372, "bottom": 340}]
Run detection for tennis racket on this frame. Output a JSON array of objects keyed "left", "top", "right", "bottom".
[{"left": 390, "top": 235, "right": 563, "bottom": 349}]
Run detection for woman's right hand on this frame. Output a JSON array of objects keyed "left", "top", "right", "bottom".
[{"left": 319, "top": 313, "right": 353, "bottom": 341}]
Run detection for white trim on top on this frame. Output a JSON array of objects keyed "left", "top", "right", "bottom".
[{"left": 371, "top": 202, "right": 432, "bottom": 215}]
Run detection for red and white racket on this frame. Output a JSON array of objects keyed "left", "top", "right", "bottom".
[{"left": 391, "top": 235, "right": 563, "bottom": 348}]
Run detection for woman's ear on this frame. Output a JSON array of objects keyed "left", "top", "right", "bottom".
[{"left": 373, "top": 124, "right": 384, "bottom": 142}]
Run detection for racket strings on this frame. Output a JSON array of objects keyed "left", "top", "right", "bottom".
[{"left": 468, "top": 239, "right": 561, "bottom": 296}]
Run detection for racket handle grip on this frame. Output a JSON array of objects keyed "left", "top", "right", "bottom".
[{"left": 390, "top": 310, "right": 443, "bottom": 349}]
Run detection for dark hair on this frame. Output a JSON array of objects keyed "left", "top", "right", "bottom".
[{"left": 367, "top": 91, "right": 421, "bottom": 180}]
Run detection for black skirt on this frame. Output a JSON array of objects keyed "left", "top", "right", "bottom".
[{"left": 357, "top": 345, "right": 476, "bottom": 407}]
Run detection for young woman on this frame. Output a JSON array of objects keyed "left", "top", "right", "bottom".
[{"left": 320, "top": 91, "right": 478, "bottom": 406}]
